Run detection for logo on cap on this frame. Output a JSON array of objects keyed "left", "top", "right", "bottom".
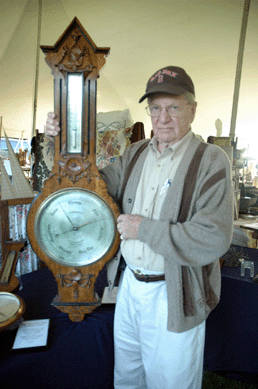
[{"left": 150, "top": 69, "right": 178, "bottom": 83}]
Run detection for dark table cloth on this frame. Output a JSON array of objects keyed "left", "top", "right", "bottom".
[
  {"left": 0, "top": 268, "right": 115, "bottom": 389},
  {"left": 1, "top": 245, "right": 258, "bottom": 388},
  {"left": 204, "top": 245, "right": 258, "bottom": 384}
]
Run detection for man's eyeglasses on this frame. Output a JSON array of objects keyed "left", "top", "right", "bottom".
[{"left": 145, "top": 103, "right": 189, "bottom": 118}]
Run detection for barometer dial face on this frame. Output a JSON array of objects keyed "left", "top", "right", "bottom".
[
  {"left": 0, "top": 292, "right": 25, "bottom": 330},
  {"left": 0, "top": 292, "right": 21, "bottom": 324},
  {"left": 34, "top": 188, "right": 117, "bottom": 267}
]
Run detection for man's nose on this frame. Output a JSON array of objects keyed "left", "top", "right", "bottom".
[{"left": 159, "top": 108, "right": 171, "bottom": 122}]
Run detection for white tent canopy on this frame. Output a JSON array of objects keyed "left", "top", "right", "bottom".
[{"left": 0, "top": 0, "right": 257, "bottom": 156}]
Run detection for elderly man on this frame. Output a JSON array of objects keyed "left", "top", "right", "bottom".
[{"left": 46, "top": 66, "right": 233, "bottom": 389}]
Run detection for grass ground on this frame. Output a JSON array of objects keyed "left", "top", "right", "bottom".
[{"left": 202, "top": 371, "right": 257, "bottom": 388}]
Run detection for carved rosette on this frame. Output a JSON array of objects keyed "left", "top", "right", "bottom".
[
  {"left": 53, "top": 153, "right": 97, "bottom": 183},
  {"left": 57, "top": 269, "right": 94, "bottom": 300},
  {"left": 53, "top": 29, "right": 93, "bottom": 74}
]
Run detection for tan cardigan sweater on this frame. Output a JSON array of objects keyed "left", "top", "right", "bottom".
[{"left": 101, "top": 134, "right": 233, "bottom": 333}]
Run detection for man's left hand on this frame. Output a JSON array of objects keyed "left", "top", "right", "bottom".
[{"left": 117, "top": 214, "right": 143, "bottom": 240}]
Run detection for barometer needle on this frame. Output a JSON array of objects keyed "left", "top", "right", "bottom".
[
  {"left": 76, "top": 217, "right": 105, "bottom": 229},
  {"left": 59, "top": 203, "right": 75, "bottom": 227},
  {"left": 55, "top": 217, "right": 106, "bottom": 237},
  {"left": 55, "top": 227, "right": 74, "bottom": 237}
]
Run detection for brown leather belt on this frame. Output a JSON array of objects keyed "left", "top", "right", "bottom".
[{"left": 131, "top": 269, "right": 165, "bottom": 283}]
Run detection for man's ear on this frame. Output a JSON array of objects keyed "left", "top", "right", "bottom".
[{"left": 190, "top": 102, "right": 197, "bottom": 123}]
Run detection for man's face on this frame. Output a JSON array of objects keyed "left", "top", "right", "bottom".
[{"left": 149, "top": 94, "right": 197, "bottom": 146}]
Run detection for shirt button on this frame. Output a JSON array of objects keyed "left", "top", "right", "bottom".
[{"left": 128, "top": 198, "right": 132, "bottom": 203}]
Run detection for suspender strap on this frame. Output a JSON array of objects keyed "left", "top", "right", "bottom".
[
  {"left": 177, "top": 142, "right": 208, "bottom": 223},
  {"left": 177, "top": 142, "right": 208, "bottom": 316}
]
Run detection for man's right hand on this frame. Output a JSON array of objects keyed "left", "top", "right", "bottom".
[{"left": 45, "top": 112, "right": 61, "bottom": 137}]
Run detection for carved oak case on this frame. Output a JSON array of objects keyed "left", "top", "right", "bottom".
[{"left": 27, "top": 18, "right": 120, "bottom": 322}]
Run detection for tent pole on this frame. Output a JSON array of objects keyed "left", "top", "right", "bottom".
[
  {"left": 0, "top": 116, "right": 2, "bottom": 147},
  {"left": 229, "top": 0, "right": 251, "bottom": 142},
  {"left": 31, "top": 0, "right": 42, "bottom": 139}
]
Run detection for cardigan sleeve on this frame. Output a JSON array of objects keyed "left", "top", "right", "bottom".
[
  {"left": 137, "top": 146, "right": 234, "bottom": 267},
  {"left": 99, "top": 157, "right": 123, "bottom": 200}
]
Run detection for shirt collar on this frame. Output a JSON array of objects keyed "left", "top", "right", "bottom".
[{"left": 149, "top": 129, "right": 193, "bottom": 157}]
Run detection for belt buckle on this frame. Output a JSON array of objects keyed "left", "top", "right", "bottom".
[
  {"left": 133, "top": 269, "right": 148, "bottom": 282},
  {"left": 143, "top": 274, "right": 150, "bottom": 282}
]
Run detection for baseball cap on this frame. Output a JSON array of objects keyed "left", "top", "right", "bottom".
[{"left": 139, "top": 66, "right": 195, "bottom": 103}]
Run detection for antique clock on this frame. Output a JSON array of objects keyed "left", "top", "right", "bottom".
[
  {"left": 27, "top": 18, "right": 120, "bottom": 322},
  {"left": 0, "top": 292, "right": 25, "bottom": 331}
]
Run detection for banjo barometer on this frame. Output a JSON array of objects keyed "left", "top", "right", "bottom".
[{"left": 27, "top": 18, "right": 120, "bottom": 322}]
